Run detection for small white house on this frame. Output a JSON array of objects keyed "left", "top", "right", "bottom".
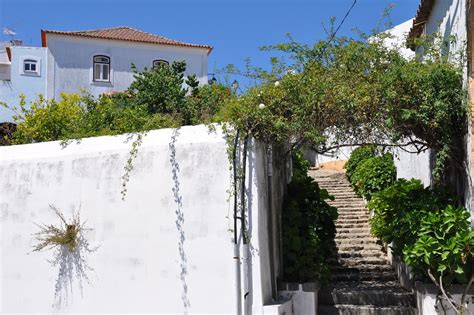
[{"left": 0, "top": 27, "right": 212, "bottom": 122}]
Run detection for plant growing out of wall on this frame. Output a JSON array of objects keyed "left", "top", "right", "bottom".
[{"left": 33, "top": 205, "right": 97, "bottom": 310}]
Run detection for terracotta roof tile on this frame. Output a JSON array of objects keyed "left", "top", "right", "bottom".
[
  {"left": 407, "top": 0, "right": 436, "bottom": 49},
  {"left": 41, "top": 26, "right": 213, "bottom": 54}
]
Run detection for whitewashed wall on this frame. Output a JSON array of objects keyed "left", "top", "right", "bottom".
[
  {"left": 0, "top": 125, "right": 283, "bottom": 314},
  {"left": 47, "top": 34, "right": 209, "bottom": 100}
]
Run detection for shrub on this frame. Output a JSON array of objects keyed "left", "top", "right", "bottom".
[
  {"left": 403, "top": 205, "right": 474, "bottom": 286},
  {"left": 127, "top": 61, "right": 190, "bottom": 114},
  {"left": 12, "top": 94, "right": 84, "bottom": 144},
  {"left": 368, "top": 178, "right": 452, "bottom": 256},
  {"left": 10, "top": 93, "right": 180, "bottom": 144},
  {"left": 282, "top": 152, "right": 338, "bottom": 283},
  {"left": 344, "top": 145, "right": 377, "bottom": 183},
  {"left": 351, "top": 153, "right": 396, "bottom": 200}
]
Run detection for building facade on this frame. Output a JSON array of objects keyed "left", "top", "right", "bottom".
[{"left": 0, "top": 27, "right": 212, "bottom": 122}]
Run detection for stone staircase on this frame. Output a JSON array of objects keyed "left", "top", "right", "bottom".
[{"left": 309, "top": 169, "right": 417, "bottom": 315}]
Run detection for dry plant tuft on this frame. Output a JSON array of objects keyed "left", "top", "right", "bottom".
[
  {"left": 32, "top": 204, "right": 97, "bottom": 310},
  {"left": 33, "top": 205, "right": 82, "bottom": 253}
]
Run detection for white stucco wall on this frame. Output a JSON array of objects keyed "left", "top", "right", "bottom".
[
  {"left": 0, "top": 46, "right": 48, "bottom": 122},
  {"left": 0, "top": 125, "right": 280, "bottom": 314},
  {"left": 47, "top": 35, "right": 209, "bottom": 100},
  {"left": 423, "top": 0, "right": 467, "bottom": 57},
  {"left": 383, "top": 19, "right": 414, "bottom": 59}
]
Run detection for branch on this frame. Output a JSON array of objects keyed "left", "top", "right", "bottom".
[
  {"left": 461, "top": 273, "right": 474, "bottom": 314},
  {"left": 427, "top": 269, "right": 460, "bottom": 315},
  {"left": 313, "top": 140, "right": 429, "bottom": 155}
]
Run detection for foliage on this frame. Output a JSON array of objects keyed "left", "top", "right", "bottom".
[
  {"left": 184, "top": 84, "right": 232, "bottom": 125},
  {"left": 368, "top": 178, "right": 474, "bottom": 313},
  {"left": 403, "top": 206, "right": 474, "bottom": 315},
  {"left": 350, "top": 153, "right": 396, "bottom": 200},
  {"left": 7, "top": 61, "right": 232, "bottom": 144},
  {"left": 344, "top": 145, "right": 377, "bottom": 182},
  {"left": 368, "top": 179, "right": 452, "bottom": 256},
  {"left": 282, "top": 152, "right": 337, "bottom": 283},
  {"left": 403, "top": 205, "right": 474, "bottom": 285},
  {"left": 12, "top": 94, "right": 84, "bottom": 144},
  {"left": 128, "top": 61, "right": 192, "bottom": 114},
  {"left": 219, "top": 30, "right": 467, "bottom": 185}
]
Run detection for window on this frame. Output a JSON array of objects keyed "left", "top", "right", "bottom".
[
  {"left": 93, "top": 55, "right": 110, "bottom": 82},
  {"left": 152, "top": 59, "right": 169, "bottom": 69},
  {"left": 23, "top": 59, "right": 38, "bottom": 73}
]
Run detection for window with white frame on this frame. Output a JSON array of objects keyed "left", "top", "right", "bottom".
[
  {"left": 152, "top": 59, "right": 169, "bottom": 69},
  {"left": 93, "top": 55, "right": 110, "bottom": 82},
  {"left": 23, "top": 59, "right": 38, "bottom": 74}
]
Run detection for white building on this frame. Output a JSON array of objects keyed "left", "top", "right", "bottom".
[{"left": 0, "top": 27, "right": 212, "bottom": 122}]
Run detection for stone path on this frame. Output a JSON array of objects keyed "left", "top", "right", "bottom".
[{"left": 309, "top": 169, "right": 417, "bottom": 315}]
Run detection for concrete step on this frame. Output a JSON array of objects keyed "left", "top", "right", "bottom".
[{"left": 318, "top": 304, "right": 417, "bottom": 315}]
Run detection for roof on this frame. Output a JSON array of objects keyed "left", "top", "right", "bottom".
[
  {"left": 41, "top": 26, "right": 213, "bottom": 54},
  {"left": 407, "top": 0, "right": 436, "bottom": 49}
]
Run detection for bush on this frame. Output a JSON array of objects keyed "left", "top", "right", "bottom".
[
  {"left": 351, "top": 153, "right": 396, "bottom": 200},
  {"left": 403, "top": 205, "right": 474, "bottom": 285},
  {"left": 12, "top": 94, "right": 84, "bottom": 144},
  {"left": 8, "top": 61, "right": 232, "bottom": 144},
  {"left": 368, "top": 178, "right": 452, "bottom": 256},
  {"left": 344, "top": 145, "right": 377, "bottom": 183},
  {"left": 282, "top": 152, "right": 338, "bottom": 283},
  {"left": 10, "top": 93, "right": 180, "bottom": 144}
]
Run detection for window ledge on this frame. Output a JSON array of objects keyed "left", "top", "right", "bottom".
[
  {"left": 91, "top": 81, "right": 113, "bottom": 87},
  {"left": 21, "top": 72, "right": 41, "bottom": 77}
]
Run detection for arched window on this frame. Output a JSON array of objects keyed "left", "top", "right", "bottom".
[
  {"left": 23, "top": 59, "right": 38, "bottom": 73},
  {"left": 93, "top": 55, "right": 110, "bottom": 82},
  {"left": 152, "top": 59, "right": 169, "bottom": 69}
]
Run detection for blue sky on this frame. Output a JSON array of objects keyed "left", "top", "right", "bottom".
[{"left": 0, "top": 0, "right": 419, "bottom": 88}]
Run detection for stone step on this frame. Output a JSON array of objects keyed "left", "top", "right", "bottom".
[
  {"left": 318, "top": 281, "right": 416, "bottom": 306},
  {"left": 336, "top": 218, "right": 370, "bottom": 224},
  {"left": 335, "top": 240, "right": 379, "bottom": 248},
  {"left": 331, "top": 203, "right": 367, "bottom": 208},
  {"left": 331, "top": 271, "right": 397, "bottom": 282},
  {"left": 335, "top": 233, "right": 373, "bottom": 240},
  {"left": 335, "top": 244, "right": 385, "bottom": 252},
  {"left": 337, "top": 215, "right": 370, "bottom": 221},
  {"left": 332, "top": 250, "right": 386, "bottom": 259},
  {"left": 329, "top": 257, "right": 388, "bottom": 266},
  {"left": 336, "top": 223, "right": 369, "bottom": 229},
  {"left": 336, "top": 208, "right": 369, "bottom": 213},
  {"left": 330, "top": 264, "right": 393, "bottom": 273},
  {"left": 320, "top": 185, "right": 353, "bottom": 190},
  {"left": 337, "top": 227, "right": 371, "bottom": 233},
  {"left": 331, "top": 193, "right": 359, "bottom": 197},
  {"left": 318, "top": 305, "right": 417, "bottom": 315}
]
